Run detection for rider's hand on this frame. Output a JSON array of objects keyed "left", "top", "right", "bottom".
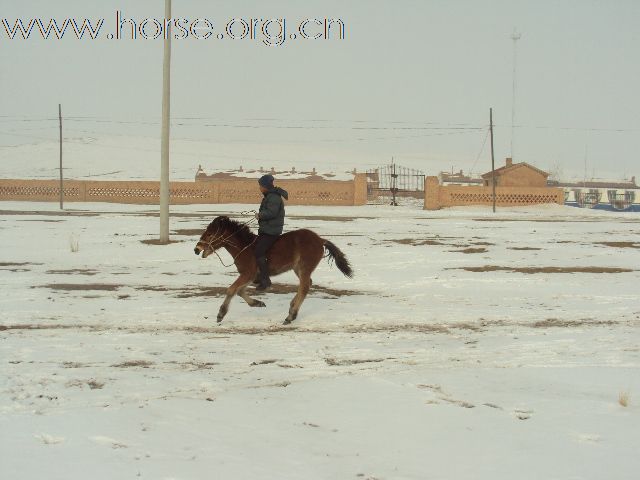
[{"left": 255, "top": 213, "right": 260, "bottom": 220}]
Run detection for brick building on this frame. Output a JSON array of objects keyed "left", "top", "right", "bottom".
[{"left": 481, "top": 158, "right": 549, "bottom": 188}]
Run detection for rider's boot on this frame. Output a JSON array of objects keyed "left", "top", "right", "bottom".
[{"left": 255, "top": 256, "right": 272, "bottom": 291}]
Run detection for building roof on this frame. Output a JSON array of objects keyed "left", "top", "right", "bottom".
[
  {"left": 481, "top": 162, "right": 549, "bottom": 179},
  {"left": 551, "top": 180, "right": 638, "bottom": 189},
  {"left": 440, "top": 171, "right": 478, "bottom": 181}
]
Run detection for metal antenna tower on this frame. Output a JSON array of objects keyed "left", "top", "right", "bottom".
[{"left": 510, "top": 29, "right": 522, "bottom": 161}]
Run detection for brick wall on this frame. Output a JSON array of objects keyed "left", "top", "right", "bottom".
[
  {"left": 424, "top": 176, "right": 564, "bottom": 210},
  {"left": 0, "top": 175, "right": 368, "bottom": 206}
]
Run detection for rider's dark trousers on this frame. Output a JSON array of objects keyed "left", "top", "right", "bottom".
[{"left": 254, "top": 233, "right": 279, "bottom": 261}]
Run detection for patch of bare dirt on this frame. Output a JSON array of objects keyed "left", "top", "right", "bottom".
[
  {"left": 440, "top": 398, "right": 475, "bottom": 408},
  {"left": 256, "top": 283, "right": 363, "bottom": 298},
  {"left": 46, "top": 269, "right": 99, "bottom": 276},
  {"left": 136, "top": 285, "right": 228, "bottom": 297},
  {"left": 346, "top": 324, "right": 451, "bottom": 334},
  {"left": 532, "top": 318, "right": 617, "bottom": 328},
  {"left": 0, "top": 324, "right": 100, "bottom": 332},
  {"left": 140, "top": 239, "right": 184, "bottom": 245},
  {"left": 183, "top": 323, "right": 450, "bottom": 335},
  {"left": 451, "top": 247, "right": 488, "bottom": 254},
  {"left": 184, "top": 325, "right": 298, "bottom": 335},
  {"left": 418, "top": 384, "right": 476, "bottom": 408},
  {"left": 452, "top": 322, "right": 485, "bottom": 331},
  {"left": 62, "top": 361, "right": 89, "bottom": 368},
  {"left": 455, "top": 266, "right": 633, "bottom": 274},
  {"left": 250, "top": 359, "right": 278, "bottom": 366},
  {"left": 17, "top": 219, "right": 64, "bottom": 223},
  {"left": 163, "top": 360, "right": 218, "bottom": 370},
  {"left": 112, "top": 360, "right": 154, "bottom": 368},
  {"left": 0, "top": 209, "right": 99, "bottom": 217},
  {"left": 248, "top": 381, "right": 291, "bottom": 389},
  {"left": 596, "top": 241, "right": 640, "bottom": 249},
  {"left": 388, "top": 238, "right": 447, "bottom": 246},
  {"left": 325, "top": 357, "right": 387, "bottom": 366},
  {"left": 3, "top": 318, "right": 630, "bottom": 337},
  {"left": 138, "top": 283, "right": 365, "bottom": 299},
  {"left": 36, "top": 283, "right": 122, "bottom": 291},
  {"left": 66, "top": 378, "right": 105, "bottom": 389},
  {"left": 1, "top": 322, "right": 452, "bottom": 336},
  {"left": 0, "top": 262, "right": 42, "bottom": 267}
]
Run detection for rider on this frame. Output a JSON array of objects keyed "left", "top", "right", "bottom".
[{"left": 254, "top": 174, "right": 288, "bottom": 290}]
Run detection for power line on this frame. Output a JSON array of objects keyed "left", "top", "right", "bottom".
[
  {"left": 469, "top": 128, "right": 490, "bottom": 176},
  {"left": 2, "top": 114, "right": 639, "bottom": 132}
]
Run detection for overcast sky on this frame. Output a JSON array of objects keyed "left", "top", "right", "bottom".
[{"left": 1, "top": 0, "right": 638, "bottom": 180}]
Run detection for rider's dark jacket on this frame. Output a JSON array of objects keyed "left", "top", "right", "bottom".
[{"left": 258, "top": 187, "right": 288, "bottom": 236}]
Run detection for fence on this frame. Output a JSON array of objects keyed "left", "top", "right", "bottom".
[
  {"left": 366, "top": 164, "right": 425, "bottom": 205},
  {"left": 424, "top": 176, "right": 564, "bottom": 209},
  {"left": 0, "top": 175, "right": 368, "bottom": 206}
]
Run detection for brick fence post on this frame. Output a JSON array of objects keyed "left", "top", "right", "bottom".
[
  {"left": 352, "top": 173, "right": 367, "bottom": 205},
  {"left": 424, "top": 176, "right": 440, "bottom": 210}
]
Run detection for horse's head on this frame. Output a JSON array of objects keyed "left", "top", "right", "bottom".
[{"left": 194, "top": 216, "right": 230, "bottom": 258}]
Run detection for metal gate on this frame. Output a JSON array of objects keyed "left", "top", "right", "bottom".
[{"left": 365, "top": 164, "right": 425, "bottom": 205}]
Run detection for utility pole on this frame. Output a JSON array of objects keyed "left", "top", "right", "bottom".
[
  {"left": 58, "top": 104, "right": 63, "bottom": 210},
  {"left": 583, "top": 144, "right": 588, "bottom": 187},
  {"left": 490, "top": 108, "right": 496, "bottom": 213},
  {"left": 159, "top": 0, "right": 172, "bottom": 243},
  {"left": 510, "top": 29, "right": 521, "bottom": 162}
]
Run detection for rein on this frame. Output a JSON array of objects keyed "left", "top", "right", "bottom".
[{"left": 204, "top": 211, "right": 258, "bottom": 268}]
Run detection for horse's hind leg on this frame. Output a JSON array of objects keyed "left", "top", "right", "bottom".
[
  {"left": 284, "top": 273, "right": 311, "bottom": 325},
  {"left": 238, "top": 285, "right": 266, "bottom": 308}
]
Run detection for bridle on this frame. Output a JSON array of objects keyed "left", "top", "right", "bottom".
[{"left": 199, "top": 211, "right": 258, "bottom": 267}]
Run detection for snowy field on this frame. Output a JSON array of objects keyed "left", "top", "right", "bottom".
[{"left": 1, "top": 201, "right": 639, "bottom": 480}]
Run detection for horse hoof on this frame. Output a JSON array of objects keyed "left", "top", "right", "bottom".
[
  {"left": 283, "top": 318, "right": 292, "bottom": 325},
  {"left": 252, "top": 301, "right": 266, "bottom": 308},
  {"left": 217, "top": 317, "right": 223, "bottom": 323}
]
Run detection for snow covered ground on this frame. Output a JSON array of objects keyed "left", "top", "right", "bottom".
[{"left": 1, "top": 201, "right": 639, "bottom": 479}]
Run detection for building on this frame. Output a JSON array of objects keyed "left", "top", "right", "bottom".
[
  {"left": 481, "top": 158, "right": 549, "bottom": 188},
  {"left": 425, "top": 158, "right": 563, "bottom": 210},
  {"left": 548, "top": 176, "right": 636, "bottom": 190},
  {"left": 549, "top": 176, "right": 639, "bottom": 211},
  {"left": 438, "top": 170, "right": 482, "bottom": 186}
]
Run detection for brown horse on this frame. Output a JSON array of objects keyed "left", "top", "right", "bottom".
[{"left": 194, "top": 216, "right": 353, "bottom": 324}]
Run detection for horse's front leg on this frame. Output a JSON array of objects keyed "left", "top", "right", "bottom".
[{"left": 217, "top": 274, "right": 252, "bottom": 323}]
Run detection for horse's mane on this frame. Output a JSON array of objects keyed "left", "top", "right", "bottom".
[{"left": 208, "top": 216, "right": 256, "bottom": 245}]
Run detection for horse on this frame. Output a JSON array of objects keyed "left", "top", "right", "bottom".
[{"left": 194, "top": 215, "right": 353, "bottom": 325}]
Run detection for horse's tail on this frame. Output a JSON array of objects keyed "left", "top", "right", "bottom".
[{"left": 323, "top": 239, "right": 354, "bottom": 278}]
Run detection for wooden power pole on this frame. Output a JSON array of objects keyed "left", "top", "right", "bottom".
[
  {"left": 59, "top": 104, "right": 63, "bottom": 210},
  {"left": 159, "top": 0, "right": 172, "bottom": 243},
  {"left": 490, "top": 108, "right": 496, "bottom": 213}
]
